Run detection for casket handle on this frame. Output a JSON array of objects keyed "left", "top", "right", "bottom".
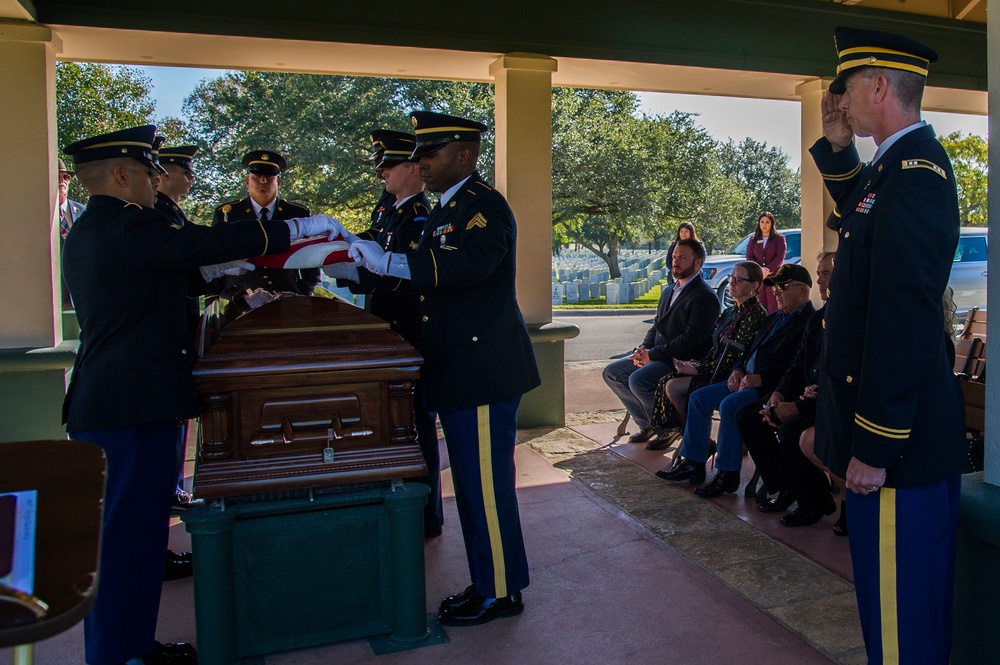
[
  {"left": 330, "top": 413, "right": 373, "bottom": 440},
  {"left": 249, "top": 416, "right": 294, "bottom": 447}
]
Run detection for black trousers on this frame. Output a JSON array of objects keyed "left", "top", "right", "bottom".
[{"left": 736, "top": 398, "right": 832, "bottom": 511}]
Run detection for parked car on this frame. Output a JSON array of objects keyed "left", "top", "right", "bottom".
[
  {"left": 702, "top": 229, "right": 801, "bottom": 308},
  {"left": 702, "top": 226, "right": 987, "bottom": 316},
  {"left": 951, "top": 227, "right": 988, "bottom": 317}
]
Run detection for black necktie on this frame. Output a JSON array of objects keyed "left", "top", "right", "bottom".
[{"left": 260, "top": 207, "right": 269, "bottom": 222}]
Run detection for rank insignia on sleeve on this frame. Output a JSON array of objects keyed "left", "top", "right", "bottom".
[
  {"left": 902, "top": 159, "right": 946, "bottom": 179},
  {"left": 855, "top": 192, "right": 876, "bottom": 214},
  {"left": 467, "top": 213, "right": 487, "bottom": 230},
  {"left": 433, "top": 223, "right": 454, "bottom": 237}
]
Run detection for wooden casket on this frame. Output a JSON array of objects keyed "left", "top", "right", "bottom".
[{"left": 191, "top": 295, "right": 426, "bottom": 499}]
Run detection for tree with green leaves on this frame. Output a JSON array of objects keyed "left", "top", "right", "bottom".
[
  {"left": 939, "top": 131, "right": 988, "bottom": 227},
  {"left": 56, "top": 62, "right": 160, "bottom": 200},
  {"left": 180, "top": 72, "right": 493, "bottom": 225},
  {"left": 716, "top": 138, "right": 801, "bottom": 238},
  {"left": 551, "top": 88, "right": 719, "bottom": 277}
]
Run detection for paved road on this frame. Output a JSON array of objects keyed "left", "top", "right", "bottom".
[{"left": 555, "top": 309, "right": 657, "bottom": 363}]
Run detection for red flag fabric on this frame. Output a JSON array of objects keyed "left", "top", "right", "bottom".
[{"left": 248, "top": 235, "right": 352, "bottom": 269}]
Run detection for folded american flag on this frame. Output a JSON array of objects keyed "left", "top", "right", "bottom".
[{"left": 249, "top": 235, "right": 352, "bottom": 269}]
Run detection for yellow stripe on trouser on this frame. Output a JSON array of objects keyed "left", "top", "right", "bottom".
[
  {"left": 879, "top": 489, "right": 899, "bottom": 664},
  {"left": 477, "top": 404, "right": 507, "bottom": 597}
]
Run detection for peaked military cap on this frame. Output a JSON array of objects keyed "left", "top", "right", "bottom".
[
  {"left": 409, "top": 111, "right": 487, "bottom": 158},
  {"left": 829, "top": 27, "right": 938, "bottom": 95},
  {"left": 63, "top": 124, "right": 165, "bottom": 173},
  {"left": 371, "top": 131, "right": 418, "bottom": 169},
  {"left": 242, "top": 150, "right": 287, "bottom": 176},
  {"left": 159, "top": 145, "right": 199, "bottom": 174},
  {"left": 763, "top": 264, "right": 813, "bottom": 288}
]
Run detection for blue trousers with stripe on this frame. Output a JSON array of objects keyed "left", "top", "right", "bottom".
[
  {"left": 71, "top": 421, "right": 179, "bottom": 665},
  {"left": 847, "top": 476, "right": 960, "bottom": 665},
  {"left": 438, "top": 397, "right": 529, "bottom": 598}
]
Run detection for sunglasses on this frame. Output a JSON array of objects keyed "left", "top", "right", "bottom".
[{"left": 773, "top": 281, "right": 807, "bottom": 292}]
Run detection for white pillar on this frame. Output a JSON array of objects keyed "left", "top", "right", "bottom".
[
  {"left": 0, "top": 21, "right": 62, "bottom": 348},
  {"left": 795, "top": 78, "right": 838, "bottom": 292},
  {"left": 489, "top": 53, "right": 557, "bottom": 326}
]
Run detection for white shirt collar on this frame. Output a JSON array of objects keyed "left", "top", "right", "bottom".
[
  {"left": 438, "top": 175, "right": 473, "bottom": 207},
  {"left": 872, "top": 120, "right": 926, "bottom": 165},
  {"left": 250, "top": 198, "right": 276, "bottom": 218}
]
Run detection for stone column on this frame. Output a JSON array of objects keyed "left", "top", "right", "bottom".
[
  {"left": 489, "top": 52, "right": 558, "bottom": 325},
  {"left": 0, "top": 21, "right": 61, "bottom": 348},
  {"left": 0, "top": 21, "right": 74, "bottom": 442},
  {"left": 795, "top": 79, "right": 839, "bottom": 290},
  {"left": 490, "top": 53, "right": 578, "bottom": 427}
]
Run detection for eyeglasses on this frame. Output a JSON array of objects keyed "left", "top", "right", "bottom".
[
  {"left": 58, "top": 173, "right": 74, "bottom": 182},
  {"left": 730, "top": 275, "right": 753, "bottom": 285},
  {"left": 773, "top": 281, "right": 807, "bottom": 292}
]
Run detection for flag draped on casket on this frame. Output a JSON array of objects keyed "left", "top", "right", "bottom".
[{"left": 248, "top": 235, "right": 352, "bottom": 269}]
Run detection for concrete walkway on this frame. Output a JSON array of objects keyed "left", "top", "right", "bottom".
[{"left": 1, "top": 363, "right": 866, "bottom": 665}]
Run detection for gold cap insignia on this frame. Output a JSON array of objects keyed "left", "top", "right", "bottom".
[
  {"left": 262, "top": 154, "right": 270, "bottom": 161},
  {"left": 411, "top": 117, "right": 418, "bottom": 128}
]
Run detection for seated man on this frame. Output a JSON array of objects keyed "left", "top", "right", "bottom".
[
  {"left": 737, "top": 253, "right": 836, "bottom": 526},
  {"left": 658, "top": 264, "right": 815, "bottom": 497},
  {"left": 602, "top": 238, "right": 718, "bottom": 443}
]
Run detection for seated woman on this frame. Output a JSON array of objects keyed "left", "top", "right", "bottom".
[{"left": 643, "top": 261, "right": 767, "bottom": 451}]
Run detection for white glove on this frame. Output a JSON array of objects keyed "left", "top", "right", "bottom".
[
  {"left": 323, "top": 262, "right": 359, "bottom": 283},
  {"left": 348, "top": 240, "right": 390, "bottom": 276},
  {"left": 287, "top": 214, "right": 356, "bottom": 242},
  {"left": 199, "top": 260, "right": 256, "bottom": 282}
]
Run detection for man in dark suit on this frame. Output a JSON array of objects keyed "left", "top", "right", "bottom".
[
  {"left": 326, "top": 130, "right": 443, "bottom": 538},
  {"left": 57, "top": 158, "right": 86, "bottom": 309},
  {"left": 212, "top": 150, "right": 317, "bottom": 296},
  {"left": 659, "top": 264, "right": 815, "bottom": 497},
  {"left": 736, "top": 253, "right": 835, "bottom": 525},
  {"left": 349, "top": 111, "right": 540, "bottom": 627},
  {"left": 810, "top": 27, "right": 964, "bottom": 664},
  {"left": 602, "top": 238, "right": 718, "bottom": 443},
  {"left": 62, "top": 124, "right": 339, "bottom": 665}
]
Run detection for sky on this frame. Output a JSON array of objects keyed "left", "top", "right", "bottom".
[{"left": 137, "top": 65, "right": 988, "bottom": 171}]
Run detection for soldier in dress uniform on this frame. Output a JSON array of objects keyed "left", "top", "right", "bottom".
[
  {"left": 153, "top": 141, "right": 203, "bottom": 582},
  {"left": 62, "top": 124, "right": 339, "bottom": 665},
  {"left": 367, "top": 129, "right": 400, "bottom": 228},
  {"left": 349, "top": 111, "right": 540, "bottom": 626},
  {"left": 212, "top": 150, "right": 317, "bottom": 296},
  {"left": 810, "top": 27, "right": 965, "bottom": 664},
  {"left": 326, "top": 130, "right": 443, "bottom": 537}
]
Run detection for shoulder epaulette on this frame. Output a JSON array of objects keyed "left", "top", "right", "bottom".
[
  {"left": 475, "top": 181, "right": 493, "bottom": 191},
  {"left": 901, "top": 158, "right": 947, "bottom": 179}
]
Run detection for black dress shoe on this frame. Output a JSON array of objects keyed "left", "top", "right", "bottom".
[
  {"left": 135, "top": 641, "right": 197, "bottom": 664},
  {"left": 756, "top": 489, "right": 796, "bottom": 513},
  {"left": 645, "top": 431, "right": 680, "bottom": 451},
  {"left": 164, "top": 550, "right": 193, "bottom": 581},
  {"left": 655, "top": 457, "right": 706, "bottom": 483},
  {"left": 425, "top": 523, "right": 443, "bottom": 539},
  {"left": 628, "top": 427, "right": 656, "bottom": 443},
  {"left": 694, "top": 470, "right": 741, "bottom": 498},
  {"left": 780, "top": 501, "right": 837, "bottom": 527},
  {"left": 438, "top": 584, "right": 476, "bottom": 614},
  {"left": 438, "top": 592, "right": 524, "bottom": 626}
]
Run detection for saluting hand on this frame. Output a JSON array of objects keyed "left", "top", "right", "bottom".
[{"left": 821, "top": 91, "right": 853, "bottom": 151}]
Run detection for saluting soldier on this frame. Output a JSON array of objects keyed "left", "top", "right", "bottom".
[
  {"left": 327, "top": 129, "right": 443, "bottom": 537},
  {"left": 212, "top": 150, "right": 318, "bottom": 296},
  {"left": 349, "top": 111, "right": 540, "bottom": 626},
  {"left": 62, "top": 124, "right": 340, "bottom": 665},
  {"left": 810, "top": 27, "right": 965, "bottom": 664}
]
